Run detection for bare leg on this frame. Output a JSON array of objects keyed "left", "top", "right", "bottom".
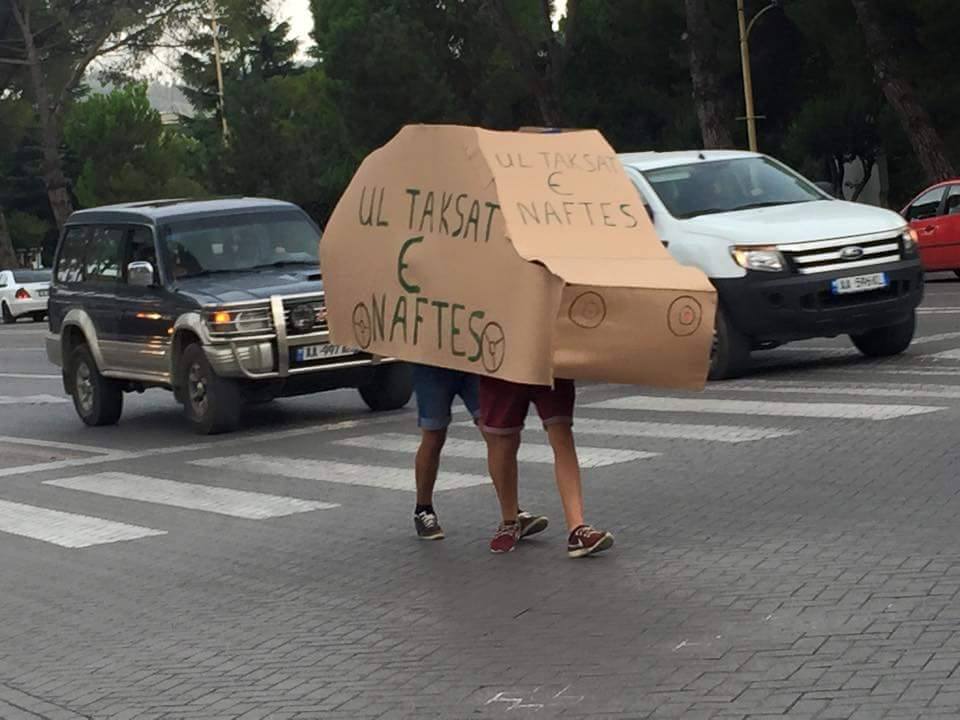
[
  {"left": 415, "top": 428, "right": 447, "bottom": 505},
  {"left": 546, "top": 423, "right": 585, "bottom": 531},
  {"left": 486, "top": 432, "right": 521, "bottom": 523}
]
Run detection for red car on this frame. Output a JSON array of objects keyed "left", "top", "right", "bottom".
[{"left": 902, "top": 180, "right": 960, "bottom": 275}]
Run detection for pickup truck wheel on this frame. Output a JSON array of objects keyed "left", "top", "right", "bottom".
[
  {"left": 850, "top": 312, "right": 916, "bottom": 357},
  {"left": 70, "top": 344, "right": 123, "bottom": 426},
  {"left": 1, "top": 302, "right": 14, "bottom": 324},
  {"left": 358, "top": 363, "right": 413, "bottom": 412},
  {"left": 709, "top": 308, "right": 751, "bottom": 381},
  {"left": 180, "top": 343, "right": 241, "bottom": 434}
]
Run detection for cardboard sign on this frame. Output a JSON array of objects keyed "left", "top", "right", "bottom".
[{"left": 321, "top": 125, "right": 717, "bottom": 389}]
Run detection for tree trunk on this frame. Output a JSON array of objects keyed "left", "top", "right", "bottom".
[
  {"left": 851, "top": 0, "right": 955, "bottom": 183},
  {"left": 0, "top": 208, "right": 17, "bottom": 269},
  {"left": 684, "top": 0, "right": 734, "bottom": 149},
  {"left": 12, "top": 1, "right": 74, "bottom": 230}
]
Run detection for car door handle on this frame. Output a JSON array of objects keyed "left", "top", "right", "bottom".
[{"left": 922, "top": 226, "right": 936, "bottom": 233}]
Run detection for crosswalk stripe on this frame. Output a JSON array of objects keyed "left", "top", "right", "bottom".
[
  {"left": 191, "top": 454, "right": 489, "bottom": 492},
  {"left": 334, "top": 433, "right": 657, "bottom": 467},
  {"left": 0, "top": 499, "right": 166, "bottom": 548},
  {"left": 0, "top": 394, "right": 69, "bottom": 405},
  {"left": 571, "top": 417, "right": 796, "bottom": 443},
  {"left": 585, "top": 396, "right": 943, "bottom": 420},
  {"left": 45, "top": 473, "right": 337, "bottom": 519},
  {"left": 931, "top": 349, "right": 960, "bottom": 361},
  {"left": 720, "top": 381, "right": 960, "bottom": 400}
]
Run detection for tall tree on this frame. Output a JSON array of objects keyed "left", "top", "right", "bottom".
[
  {"left": 0, "top": 0, "right": 195, "bottom": 229},
  {"left": 684, "top": 0, "right": 733, "bottom": 148},
  {"left": 850, "top": 0, "right": 955, "bottom": 183}
]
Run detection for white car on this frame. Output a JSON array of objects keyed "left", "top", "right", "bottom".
[
  {"left": 0, "top": 268, "right": 52, "bottom": 324},
  {"left": 618, "top": 150, "right": 924, "bottom": 379}
]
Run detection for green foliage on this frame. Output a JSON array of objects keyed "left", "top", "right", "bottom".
[
  {"left": 6, "top": 210, "right": 50, "bottom": 250},
  {"left": 64, "top": 84, "right": 205, "bottom": 207}
]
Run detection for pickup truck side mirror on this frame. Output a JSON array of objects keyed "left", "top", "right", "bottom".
[{"left": 128, "top": 261, "right": 156, "bottom": 288}]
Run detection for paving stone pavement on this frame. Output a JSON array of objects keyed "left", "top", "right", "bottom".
[{"left": 4, "top": 288, "right": 960, "bottom": 719}]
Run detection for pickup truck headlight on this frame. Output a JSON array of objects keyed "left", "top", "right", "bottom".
[
  {"left": 731, "top": 246, "right": 785, "bottom": 273},
  {"left": 901, "top": 228, "right": 918, "bottom": 254},
  {"left": 205, "top": 306, "right": 273, "bottom": 335}
]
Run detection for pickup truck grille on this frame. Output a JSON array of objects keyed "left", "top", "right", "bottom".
[
  {"left": 780, "top": 232, "right": 903, "bottom": 275},
  {"left": 282, "top": 296, "right": 328, "bottom": 336}
]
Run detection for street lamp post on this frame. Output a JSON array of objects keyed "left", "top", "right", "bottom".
[{"left": 737, "top": 0, "right": 778, "bottom": 152}]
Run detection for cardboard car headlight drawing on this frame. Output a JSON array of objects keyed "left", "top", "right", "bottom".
[{"left": 321, "top": 125, "right": 717, "bottom": 389}]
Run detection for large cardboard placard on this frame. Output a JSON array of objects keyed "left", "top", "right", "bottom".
[{"left": 321, "top": 125, "right": 716, "bottom": 389}]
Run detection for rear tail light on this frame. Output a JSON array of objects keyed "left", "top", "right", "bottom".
[{"left": 15, "top": 288, "right": 30, "bottom": 300}]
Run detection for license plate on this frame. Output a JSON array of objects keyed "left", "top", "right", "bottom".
[
  {"left": 37, "top": 290, "right": 48, "bottom": 297},
  {"left": 831, "top": 272, "right": 889, "bottom": 295},
  {"left": 294, "top": 344, "right": 356, "bottom": 362}
]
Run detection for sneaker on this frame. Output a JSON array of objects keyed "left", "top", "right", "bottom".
[
  {"left": 414, "top": 511, "right": 445, "bottom": 540},
  {"left": 490, "top": 521, "right": 521, "bottom": 553},
  {"left": 567, "top": 525, "right": 614, "bottom": 558},
  {"left": 517, "top": 509, "right": 549, "bottom": 539}
]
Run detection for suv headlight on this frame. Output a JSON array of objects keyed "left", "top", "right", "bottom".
[
  {"left": 901, "top": 228, "right": 918, "bottom": 254},
  {"left": 731, "top": 246, "right": 785, "bottom": 273}
]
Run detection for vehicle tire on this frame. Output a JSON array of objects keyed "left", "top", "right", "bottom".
[
  {"left": 709, "top": 308, "right": 751, "bottom": 381},
  {"left": 32, "top": 312, "right": 45, "bottom": 322},
  {"left": 358, "top": 362, "right": 414, "bottom": 411},
  {"left": 954, "top": 270, "right": 960, "bottom": 280},
  {"left": 69, "top": 344, "right": 123, "bottom": 426},
  {"left": 180, "top": 343, "right": 242, "bottom": 435},
  {"left": 850, "top": 312, "right": 916, "bottom": 357},
  {"left": 1, "top": 302, "right": 14, "bottom": 324}
]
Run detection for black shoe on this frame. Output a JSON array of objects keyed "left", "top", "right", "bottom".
[
  {"left": 414, "top": 510, "right": 445, "bottom": 540},
  {"left": 517, "top": 510, "right": 549, "bottom": 539}
]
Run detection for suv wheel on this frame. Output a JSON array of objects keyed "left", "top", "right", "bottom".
[
  {"left": 1, "top": 302, "right": 14, "bottom": 324},
  {"left": 709, "top": 308, "right": 751, "bottom": 381},
  {"left": 358, "top": 363, "right": 413, "bottom": 411},
  {"left": 70, "top": 344, "right": 123, "bottom": 426},
  {"left": 180, "top": 343, "right": 242, "bottom": 434},
  {"left": 850, "top": 312, "right": 916, "bottom": 357}
]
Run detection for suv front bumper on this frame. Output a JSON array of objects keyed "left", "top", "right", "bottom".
[{"left": 715, "top": 259, "right": 924, "bottom": 343}]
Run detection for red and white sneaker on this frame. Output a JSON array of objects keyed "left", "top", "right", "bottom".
[
  {"left": 490, "top": 521, "right": 522, "bottom": 553},
  {"left": 517, "top": 510, "right": 549, "bottom": 539},
  {"left": 567, "top": 525, "right": 614, "bottom": 558}
]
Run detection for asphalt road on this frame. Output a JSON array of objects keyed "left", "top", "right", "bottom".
[{"left": 4, "top": 276, "right": 960, "bottom": 719}]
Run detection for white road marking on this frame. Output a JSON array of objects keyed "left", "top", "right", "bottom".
[
  {"left": 0, "top": 394, "right": 68, "bottom": 405},
  {"left": 931, "top": 349, "right": 960, "bottom": 361},
  {"left": 0, "top": 499, "right": 166, "bottom": 548},
  {"left": 824, "top": 366, "right": 960, "bottom": 377},
  {"left": 335, "top": 433, "right": 658, "bottom": 467},
  {"left": 0, "top": 412, "right": 412, "bottom": 479},
  {"left": 191, "top": 454, "right": 489, "bottom": 492},
  {"left": 586, "top": 396, "right": 943, "bottom": 420},
  {"left": 0, "top": 435, "right": 116, "bottom": 455},
  {"left": 45, "top": 472, "right": 336, "bottom": 519},
  {"left": 568, "top": 418, "right": 795, "bottom": 443},
  {"left": 720, "top": 380, "right": 960, "bottom": 400},
  {"left": 918, "top": 308, "right": 960, "bottom": 314},
  {"left": 0, "top": 372, "right": 60, "bottom": 379},
  {"left": 914, "top": 331, "right": 960, "bottom": 345}
]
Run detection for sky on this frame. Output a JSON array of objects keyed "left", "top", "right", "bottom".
[{"left": 276, "top": 0, "right": 569, "bottom": 57}]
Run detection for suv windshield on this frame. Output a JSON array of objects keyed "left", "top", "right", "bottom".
[
  {"left": 642, "top": 157, "right": 825, "bottom": 220},
  {"left": 161, "top": 210, "right": 321, "bottom": 279},
  {"left": 12, "top": 270, "right": 51, "bottom": 283}
]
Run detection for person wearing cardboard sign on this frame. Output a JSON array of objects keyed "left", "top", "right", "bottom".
[
  {"left": 481, "top": 376, "right": 613, "bottom": 557},
  {"left": 411, "top": 364, "right": 549, "bottom": 541}
]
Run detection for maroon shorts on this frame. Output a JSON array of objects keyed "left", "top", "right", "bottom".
[{"left": 479, "top": 377, "right": 575, "bottom": 435}]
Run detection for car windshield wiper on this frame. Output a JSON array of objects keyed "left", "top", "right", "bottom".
[
  {"left": 177, "top": 268, "right": 254, "bottom": 279},
  {"left": 733, "top": 200, "right": 817, "bottom": 211},
  {"left": 253, "top": 260, "right": 319, "bottom": 270}
]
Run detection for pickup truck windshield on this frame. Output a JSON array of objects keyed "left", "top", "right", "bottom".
[
  {"left": 162, "top": 210, "right": 321, "bottom": 279},
  {"left": 642, "top": 157, "right": 825, "bottom": 220}
]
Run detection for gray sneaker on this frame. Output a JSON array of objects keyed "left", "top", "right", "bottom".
[
  {"left": 414, "top": 511, "right": 445, "bottom": 540},
  {"left": 517, "top": 510, "right": 549, "bottom": 539}
]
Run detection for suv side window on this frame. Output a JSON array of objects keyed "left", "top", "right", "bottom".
[
  {"left": 84, "top": 226, "right": 124, "bottom": 284},
  {"left": 906, "top": 188, "right": 945, "bottom": 221},
  {"left": 55, "top": 226, "right": 90, "bottom": 284},
  {"left": 122, "top": 226, "right": 159, "bottom": 284}
]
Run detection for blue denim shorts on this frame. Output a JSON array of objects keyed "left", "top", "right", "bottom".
[{"left": 412, "top": 364, "right": 480, "bottom": 430}]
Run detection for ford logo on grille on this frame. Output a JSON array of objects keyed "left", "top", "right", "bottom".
[
  {"left": 290, "top": 303, "right": 316, "bottom": 333},
  {"left": 840, "top": 246, "right": 865, "bottom": 260}
]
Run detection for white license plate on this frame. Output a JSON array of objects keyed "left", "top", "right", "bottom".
[
  {"left": 831, "top": 272, "right": 889, "bottom": 295},
  {"left": 37, "top": 290, "right": 49, "bottom": 297},
  {"left": 294, "top": 344, "right": 356, "bottom": 362}
]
